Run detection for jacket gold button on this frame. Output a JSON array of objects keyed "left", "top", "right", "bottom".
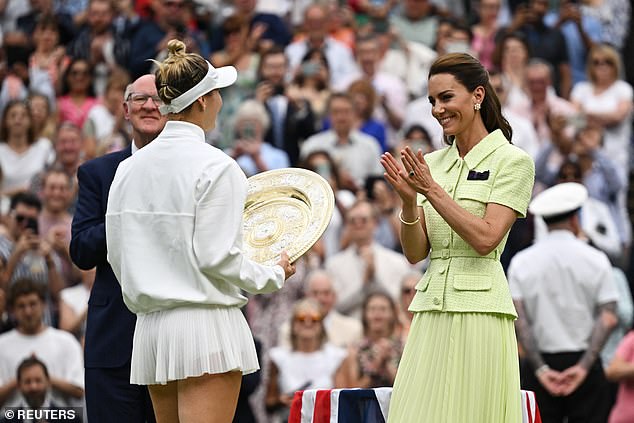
[
  {"left": 442, "top": 239, "right": 450, "bottom": 247},
  {"left": 439, "top": 267, "right": 445, "bottom": 274},
  {"left": 433, "top": 297, "right": 441, "bottom": 305}
]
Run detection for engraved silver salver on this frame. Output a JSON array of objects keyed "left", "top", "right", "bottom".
[{"left": 243, "top": 168, "right": 335, "bottom": 265}]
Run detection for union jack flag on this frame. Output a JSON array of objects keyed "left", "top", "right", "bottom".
[{"left": 289, "top": 388, "right": 542, "bottom": 423}]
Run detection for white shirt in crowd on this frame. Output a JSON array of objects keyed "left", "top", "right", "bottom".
[
  {"left": 0, "top": 327, "right": 84, "bottom": 408},
  {"left": 0, "top": 138, "right": 54, "bottom": 193},
  {"left": 508, "top": 230, "right": 618, "bottom": 353}
]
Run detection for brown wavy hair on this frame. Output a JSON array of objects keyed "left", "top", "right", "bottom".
[{"left": 429, "top": 53, "right": 512, "bottom": 145}]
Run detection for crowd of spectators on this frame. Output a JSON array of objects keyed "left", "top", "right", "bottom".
[{"left": 0, "top": 0, "right": 632, "bottom": 422}]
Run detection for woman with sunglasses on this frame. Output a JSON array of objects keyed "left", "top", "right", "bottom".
[
  {"left": 105, "top": 40, "right": 295, "bottom": 423},
  {"left": 571, "top": 43, "right": 633, "bottom": 185},
  {"left": 56, "top": 58, "right": 98, "bottom": 129},
  {"left": 265, "top": 298, "right": 348, "bottom": 422}
]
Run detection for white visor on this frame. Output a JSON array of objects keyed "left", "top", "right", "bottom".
[{"left": 158, "top": 61, "right": 237, "bottom": 115}]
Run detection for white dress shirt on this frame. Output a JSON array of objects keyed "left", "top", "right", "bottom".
[
  {"left": 106, "top": 121, "right": 285, "bottom": 314},
  {"left": 508, "top": 230, "right": 618, "bottom": 353}
]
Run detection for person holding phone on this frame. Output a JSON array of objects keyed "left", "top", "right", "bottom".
[
  {"left": 0, "top": 192, "right": 63, "bottom": 325},
  {"left": 231, "top": 99, "right": 290, "bottom": 177},
  {"left": 105, "top": 40, "right": 296, "bottom": 423}
]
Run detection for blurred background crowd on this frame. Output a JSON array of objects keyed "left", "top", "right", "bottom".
[{"left": 0, "top": 0, "right": 632, "bottom": 422}]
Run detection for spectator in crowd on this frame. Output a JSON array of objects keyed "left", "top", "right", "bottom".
[
  {"left": 210, "top": 14, "right": 263, "bottom": 150},
  {"left": 67, "top": 0, "right": 126, "bottom": 97},
  {"left": 231, "top": 99, "right": 290, "bottom": 177},
  {"left": 38, "top": 168, "right": 77, "bottom": 286},
  {"left": 299, "top": 150, "right": 356, "bottom": 259},
  {"left": 9, "top": 0, "right": 76, "bottom": 48},
  {"left": 325, "top": 200, "right": 412, "bottom": 317},
  {"left": 388, "top": 0, "right": 439, "bottom": 48},
  {"left": 360, "top": 176, "right": 400, "bottom": 251},
  {"left": 395, "top": 124, "right": 434, "bottom": 161},
  {"left": 403, "top": 95, "right": 444, "bottom": 150},
  {"left": 0, "top": 192, "right": 63, "bottom": 316},
  {"left": 544, "top": 0, "right": 602, "bottom": 86},
  {"left": 31, "top": 123, "right": 84, "bottom": 213},
  {"left": 434, "top": 17, "right": 474, "bottom": 57},
  {"left": 0, "top": 357, "right": 81, "bottom": 423},
  {"left": 570, "top": 43, "right": 633, "bottom": 183},
  {"left": 488, "top": 69, "right": 539, "bottom": 159},
  {"left": 377, "top": 27, "right": 437, "bottom": 99},
  {"left": 27, "top": 92, "right": 56, "bottom": 143},
  {"left": 0, "top": 100, "right": 54, "bottom": 197},
  {"left": 285, "top": 4, "right": 358, "bottom": 91},
  {"left": 300, "top": 93, "right": 384, "bottom": 191},
  {"left": 59, "top": 267, "right": 94, "bottom": 343},
  {"left": 470, "top": 0, "right": 503, "bottom": 70},
  {"left": 286, "top": 48, "right": 332, "bottom": 125},
  {"left": 210, "top": 0, "right": 292, "bottom": 54},
  {"left": 605, "top": 330, "right": 634, "bottom": 423},
  {"left": 505, "top": 0, "right": 572, "bottom": 98},
  {"left": 266, "top": 298, "right": 348, "bottom": 421},
  {"left": 69, "top": 73, "right": 166, "bottom": 423},
  {"left": 353, "top": 0, "right": 398, "bottom": 34},
  {"left": 343, "top": 290, "right": 404, "bottom": 388},
  {"left": 509, "top": 59, "right": 577, "bottom": 147},
  {"left": 491, "top": 31, "right": 532, "bottom": 109},
  {"left": 29, "top": 13, "right": 68, "bottom": 103},
  {"left": 581, "top": 0, "right": 630, "bottom": 50},
  {"left": 255, "top": 47, "right": 316, "bottom": 166},
  {"left": 82, "top": 68, "right": 130, "bottom": 159},
  {"left": 0, "top": 278, "right": 84, "bottom": 408},
  {"left": 397, "top": 271, "right": 423, "bottom": 341},
  {"left": 346, "top": 79, "right": 387, "bottom": 152},
  {"left": 509, "top": 182, "right": 618, "bottom": 423},
  {"left": 348, "top": 33, "right": 407, "bottom": 147},
  {"left": 277, "top": 269, "right": 363, "bottom": 349},
  {"left": 56, "top": 58, "right": 99, "bottom": 129}
]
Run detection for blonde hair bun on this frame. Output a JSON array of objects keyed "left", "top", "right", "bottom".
[{"left": 166, "top": 39, "right": 187, "bottom": 57}]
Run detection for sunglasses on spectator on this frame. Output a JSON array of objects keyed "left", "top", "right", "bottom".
[
  {"left": 592, "top": 58, "right": 613, "bottom": 67},
  {"left": 295, "top": 313, "right": 322, "bottom": 323},
  {"left": 15, "top": 214, "right": 32, "bottom": 223},
  {"left": 127, "top": 93, "right": 164, "bottom": 106}
]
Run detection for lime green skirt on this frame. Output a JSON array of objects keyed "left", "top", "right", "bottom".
[{"left": 388, "top": 311, "right": 522, "bottom": 423}]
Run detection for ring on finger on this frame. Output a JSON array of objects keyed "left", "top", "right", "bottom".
[{"left": 408, "top": 170, "right": 415, "bottom": 177}]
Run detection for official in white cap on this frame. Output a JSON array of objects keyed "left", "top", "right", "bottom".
[
  {"left": 105, "top": 39, "right": 296, "bottom": 422},
  {"left": 529, "top": 182, "right": 588, "bottom": 222},
  {"left": 508, "top": 182, "right": 619, "bottom": 422}
]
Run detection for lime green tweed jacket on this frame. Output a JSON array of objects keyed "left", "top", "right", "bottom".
[{"left": 409, "top": 129, "right": 535, "bottom": 318}]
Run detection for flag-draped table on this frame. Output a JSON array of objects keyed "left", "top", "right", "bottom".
[{"left": 289, "top": 388, "right": 542, "bottom": 423}]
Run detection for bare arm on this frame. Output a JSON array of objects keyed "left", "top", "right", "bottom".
[
  {"left": 0, "top": 379, "right": 17, "bottom": 406},
  {"left": 380, "top": 153, "right": 430, "bottom": 264},
  {"left": 578, "top": 302, "right": 618, "bottom": 370},
  {"left": 513, "top": 299, "right": 546, "bottom": 370},
  {"left": 49, "top": 377, "right": 84, "bottom": 399},
  {"left": 58, "top": 300, "right": 87, "bottom": 335},
  {"left": 606, "top": 354, "right": 634, "bottom": 382},
  {"left": 402, "top": 147, "right": 517, "bottom": 255}
]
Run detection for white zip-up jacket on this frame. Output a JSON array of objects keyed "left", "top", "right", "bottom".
[{"left": 106, "top": 121, "right": 285, "bottom": 314}]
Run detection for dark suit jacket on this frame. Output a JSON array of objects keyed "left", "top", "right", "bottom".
[
  {"left": 70, "top": 146, "right": 134, "bottom": 368},
  {"left": 263, "top": 98, "right": 316, "bottom": 166}
]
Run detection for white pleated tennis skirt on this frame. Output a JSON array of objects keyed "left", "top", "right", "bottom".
[{"left": 130, "top": 305, "right": 259, "bottom": 385}]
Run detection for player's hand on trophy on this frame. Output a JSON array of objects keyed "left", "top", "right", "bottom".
[{"left": 277, "top": 251, "right": 296, "bottom": 280}]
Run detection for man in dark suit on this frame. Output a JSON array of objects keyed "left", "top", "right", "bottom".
[
  {"left": 254, "top": 47, "right": 316, "bottom": 166},
  {"left": 70, "top": 74, "right": 166, "bottom": 423}
]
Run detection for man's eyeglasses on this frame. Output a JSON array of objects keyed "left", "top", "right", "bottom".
[{"left": 127, "top": 93, "right": 163, "bottom": 107}]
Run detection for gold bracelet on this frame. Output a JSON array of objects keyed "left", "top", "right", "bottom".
[{"left": 399, "top": 211, "right": 420, "bottom": 226}]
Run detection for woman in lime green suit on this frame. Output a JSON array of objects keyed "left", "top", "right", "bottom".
[{"left": 381, "top": 53, "right": 535, "bottom": 422}]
